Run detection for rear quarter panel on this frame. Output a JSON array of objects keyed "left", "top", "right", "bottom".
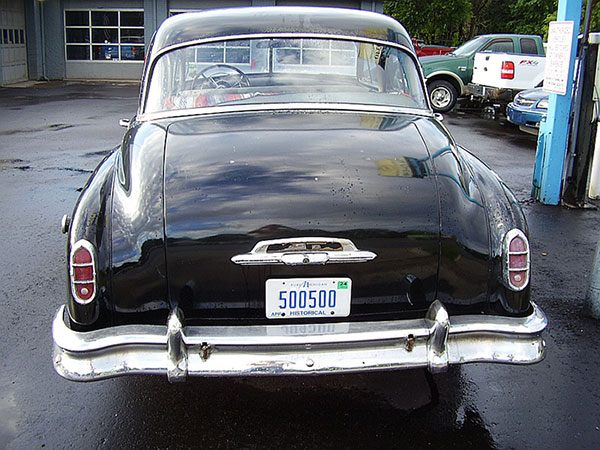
[
  {"left": 415, "top": 119, "right": 490, "bottom": 312},
  {"left": 67, "top": 152, "right": 116, "bottom": 325}
]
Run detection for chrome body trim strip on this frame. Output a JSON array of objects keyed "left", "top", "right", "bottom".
[{"left": 53, "top": 302, "right": 547, "bottom": 382}]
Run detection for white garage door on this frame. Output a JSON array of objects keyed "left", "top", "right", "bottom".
[{"left": 0, "top": 0, "right": 28, "bottom": 85}]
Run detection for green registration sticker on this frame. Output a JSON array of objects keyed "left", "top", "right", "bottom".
[{"left": 338, "top": 281, "right": 349, "bottom": 289}]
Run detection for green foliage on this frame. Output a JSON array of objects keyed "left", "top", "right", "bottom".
[
  {"left": 384, "top": 0, "right": 599, "bottom": 45},
  {"left": 465, "top": 0, "right": 512, "bottom": 37},
  {"left": 544, "top": 1, "right": 600, "bottom": 39},
  {"left": 507, "top": 0, "right": 557, "bottom": 35},
  {"left": 383, "top": 0, "right": 471, "bottom": 45},
  {"left": 592, "top": 0, "right": 600, "bottom": 30}
]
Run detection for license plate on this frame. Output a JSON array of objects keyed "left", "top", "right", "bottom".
[{"left": 265, "top": 278, "right": 351, "bottom": 319}]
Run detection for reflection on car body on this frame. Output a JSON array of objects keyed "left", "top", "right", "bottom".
[{"left": 52, "top": 7, "right": 546, "bottom": 382}]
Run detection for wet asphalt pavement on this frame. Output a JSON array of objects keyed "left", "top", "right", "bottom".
[{"left": 0, "top": 82, "right": 599, "bottom": 449}]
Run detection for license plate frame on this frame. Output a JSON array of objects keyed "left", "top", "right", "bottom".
[{"left": 265, "top": 278, "right": 352, "bottom": 319}]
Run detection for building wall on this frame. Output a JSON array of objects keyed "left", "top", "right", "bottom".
[
  {"left": 5, "top": 0, "right": 383, "bottom": 85},
  {"left": 0, "top": 0, "right": 28, "bottom": 84},
  {"left": 46, "top": 0, "right": 67, "bottom": 80}
]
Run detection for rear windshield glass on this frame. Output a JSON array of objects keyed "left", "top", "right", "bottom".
[
  {"left": 451, "top": 36, "right": 488, "bottom": 56},
  {"left": 145, "top": 37, "right": 427, "bottom": 113}
]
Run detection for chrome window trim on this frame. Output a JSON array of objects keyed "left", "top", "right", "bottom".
[
  {"left": 138, "top": 103, "right": 434, "bottom": 123},
  {"left": 140, "top": 32, "right": 426, "bottom": 115}
]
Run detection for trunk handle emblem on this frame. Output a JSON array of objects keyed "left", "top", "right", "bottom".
[{"left": 231, "top": 237, "right": 377, "bottom": 266}]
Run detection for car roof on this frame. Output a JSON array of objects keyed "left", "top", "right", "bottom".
[
  {"left": 476, "top": 33, "right": 542, "bottom": 39},
  {"left": 151, "top": 6, "right": 414, "bottom": 54}
]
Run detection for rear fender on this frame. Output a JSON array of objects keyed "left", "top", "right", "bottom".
[
  {"left": 458, "top": 148, "right": 531, "bottom": 314},
  {"left": 415, "top": 119, "right": 489, "bottom": 313},
  {"left": 67, "top": 151, "right": 117, "bottom": 326},
  {"left": 110, "top": 122, "right": 169, "bottom": 323}
]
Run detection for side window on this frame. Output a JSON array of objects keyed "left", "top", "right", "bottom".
[
  {"left": 520, "top": 38, "right": 539, "bottom": 55},
  {"left": 482, "top": 40, "right": 514, "bottom": 53}
]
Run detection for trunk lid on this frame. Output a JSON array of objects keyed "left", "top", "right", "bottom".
[{"left": 164, "top": 111, "right": 440, "bottom": 324}]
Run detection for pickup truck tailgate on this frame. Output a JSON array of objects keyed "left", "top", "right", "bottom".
[{"left": 472, "top": 52, "right": 545, "bottom": 90}]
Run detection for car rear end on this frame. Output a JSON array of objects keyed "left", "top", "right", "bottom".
[{"left": 52, "top": 7, "right": 547, "bottom": 383}]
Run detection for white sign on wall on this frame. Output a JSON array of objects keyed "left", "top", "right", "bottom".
[{"left": 543, "top": 21, "right": 575, "bottom": 95}]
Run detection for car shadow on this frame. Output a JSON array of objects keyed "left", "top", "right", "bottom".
[{"left": 103, "top": 367, "right": 495, "bottom": 449}]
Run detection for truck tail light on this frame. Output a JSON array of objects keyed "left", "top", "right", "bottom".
[
  {"left": 503, "top": 229, "right": 530, "bottom": 291},
  {"left": 501, "top": 61, "right": 515, "bottom": 79},
  {"left": 70, "top": 240, "right": 97, "bottom": 304}
]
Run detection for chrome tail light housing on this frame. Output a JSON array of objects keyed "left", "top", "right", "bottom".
[
  {"left": 70, "top": 240, "right": 97, "bottom": 304},
  {"left": 503, "top": 229, "right": 530, "bottom": 291}
]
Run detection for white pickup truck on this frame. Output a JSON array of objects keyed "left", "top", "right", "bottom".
[{"left": 465, "top": 51, "right": 545, "bottom": 107}]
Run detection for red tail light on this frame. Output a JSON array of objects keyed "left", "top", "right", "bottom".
[
  {"left": 70, "top": 240, "right": 97, "bottom": 304},
  {"left": 501, "top": 61, "right": 515, "bottom": 79},
  {"left": 503, "top": 229, "right": 530, "bottom": 291}
]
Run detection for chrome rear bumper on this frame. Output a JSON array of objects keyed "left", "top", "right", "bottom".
[{"left": 52, "top": 301, "right": 547, "bottom": 382}]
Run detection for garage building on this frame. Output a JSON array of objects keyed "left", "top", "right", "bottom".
[{"left": 0, "top": 0, "right": 383, "bottom": 86}]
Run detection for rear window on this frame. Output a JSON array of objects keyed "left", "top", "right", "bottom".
[
  {"left": 145, "top": 37, "right": 428, "bottom": 114},
  {"left": 483, "top": 39, "right": 514, "bottom": 53},
  {"left": 520, "top": 38, "right": 539, "bottom": 55}
]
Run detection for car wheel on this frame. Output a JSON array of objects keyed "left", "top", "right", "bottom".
[{"left": 428, "top": 80, "right": 457, "bottom": 113}]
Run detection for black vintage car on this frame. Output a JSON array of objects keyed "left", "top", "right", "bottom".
[{"left": 53, "top": 7, "right": 546, "bottom": 382}]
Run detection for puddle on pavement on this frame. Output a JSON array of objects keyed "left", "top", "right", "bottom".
[
  {"left": 85, "top": 147, "right": 119, "bottom": 157},
  {"left": 0, "top": 123, "right": 76, "bottom": 136},
  {"left": 74, "top": 369, "right": 496, "bottom": 449},
  {"left": 45, "top": 167, "right": 93, "bottom": 174},
  {"left": 0, "top": 389, "right": 19, "bottom": 449},
  {"left": 0, "top": 159, "right": 32, "bottom": 171}
]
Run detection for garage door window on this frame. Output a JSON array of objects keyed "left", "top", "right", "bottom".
[
  {"left": 65, "top": 10, "right": 144, "bottom": 62},
  {"left": 0, "top": 29, "right": 24, "bottom": 45}
]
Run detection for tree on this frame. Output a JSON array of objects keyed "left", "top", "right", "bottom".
[
  {"left": 465, "top": 0, "right": 495, "bottom": 37},
  {"left": 384, "top": 0, "right": 599, "bottom": 46},
  {"left": 384, "top": 0, "right": 471, "bottom": 45},
  {"left": 508, "top": 0, "right": 557, "bottom": 35}
]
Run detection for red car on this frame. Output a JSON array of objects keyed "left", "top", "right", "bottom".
[{"left": 412, "top": 38, "right": 454, "bottom": 57}]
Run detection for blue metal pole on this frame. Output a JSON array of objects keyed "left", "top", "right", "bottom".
[{"left": 532, "top": 0, "right": 582, "bottom": 204}]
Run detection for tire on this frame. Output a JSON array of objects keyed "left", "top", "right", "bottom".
[{"left": 427, "top": 80, "right": 457, "bottom": 113}]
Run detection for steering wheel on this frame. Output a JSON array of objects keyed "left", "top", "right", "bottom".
[{"left": 192, "top": 64, "right": 250, "bottom": 89}]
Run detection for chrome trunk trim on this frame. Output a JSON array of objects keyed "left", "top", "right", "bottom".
[
  {"left": 53, "top": 302, "right": 547, "bottom": 382},
  {"left": 231, "top": 237, "right": 376, "bottom": 266}
]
